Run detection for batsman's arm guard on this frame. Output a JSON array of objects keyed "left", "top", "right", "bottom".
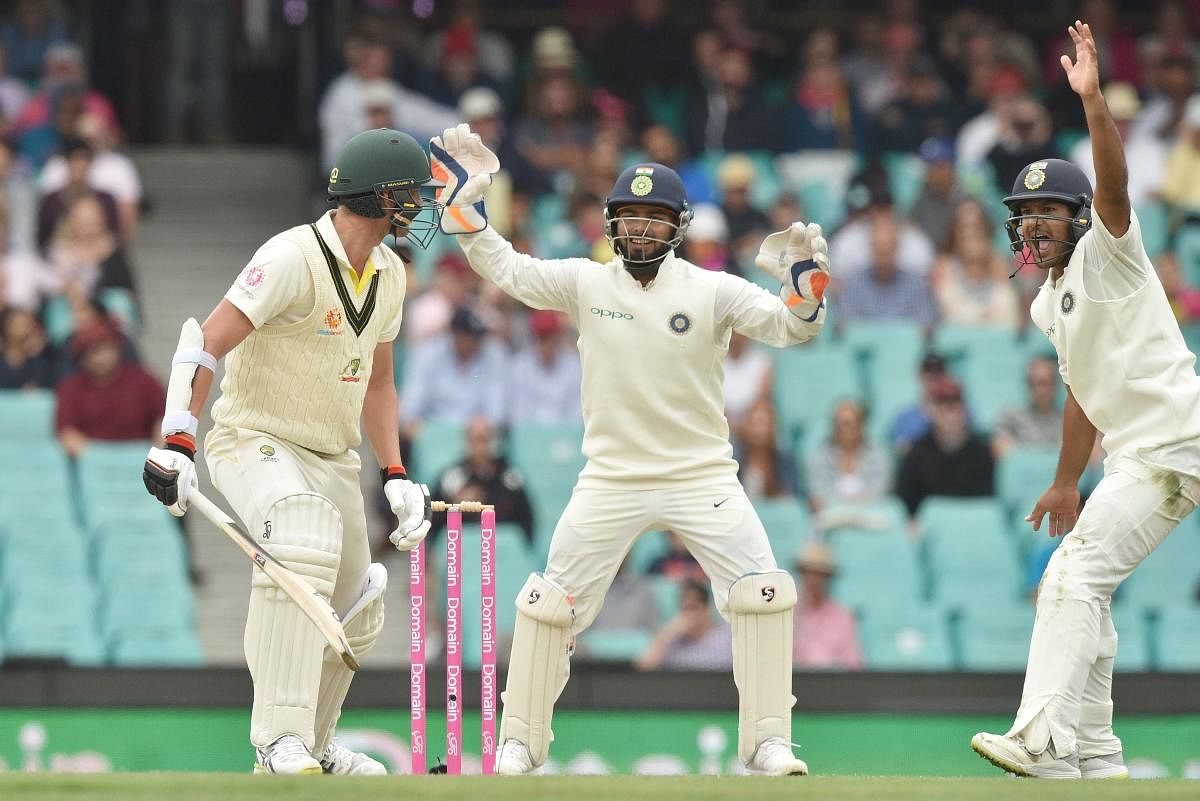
[{"left": 161, "top": 317, "right": 218, "bottom": 438}]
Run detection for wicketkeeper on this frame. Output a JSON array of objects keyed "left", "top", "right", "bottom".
[
  {"left": 427, "top": 122, "right": 831, "bottom": 776},
  {"left": 142, "top": 129, "right": 437, "bottom": 775}
]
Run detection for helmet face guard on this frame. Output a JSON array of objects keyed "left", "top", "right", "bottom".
[
  {"left": 603, "top": 205, "right": 692, "bottom": 268},
  {"left": 604, "top": 162, "right": 691, "bottom": 274},
  {"left": 340, "top": 182, "right": 444, "bottom": 249},
  {"left": 1002, "top": 158, "right": 1093, "bottom": 274},
  {"left": 1003, "top": 201, "right": 1091, "bottom": 271}
]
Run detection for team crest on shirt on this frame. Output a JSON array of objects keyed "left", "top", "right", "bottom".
[
  {"left": 668, "top": 311, "right": 692, "bottom": 335},
  {"left": 318, "top": 307, "right": 344, "bottom": 336},
  {"left": 1060, "top": 290, "right": 1076, "bottom": 315},
  {"left": 339, "top": 358, "right": 362, "bottom": 382},
  {"left": 235, "top": 264, "right": 266, "bottom": 298}
]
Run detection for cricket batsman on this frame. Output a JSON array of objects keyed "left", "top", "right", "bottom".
[
  {"left": 428, "top": 123, "right": 830, "bottom": 775},
  {"left": 972, "top": 22, "right": 1200, "bottom": 779},
  {"left": 142, "top": 129, "right": 438, "bottom": 775}
]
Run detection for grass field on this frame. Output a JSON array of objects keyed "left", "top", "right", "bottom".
[{"left": 0, "top": 773, "right": 1196, "bottom": 801}]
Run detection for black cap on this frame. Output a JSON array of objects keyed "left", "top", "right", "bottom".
[{"left": 450, "top": 306, "right": 486, "bottom": 336}]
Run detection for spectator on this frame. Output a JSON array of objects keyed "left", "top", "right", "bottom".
[
  {"left": 841, "top": 18, "right": 892, "bottom": 115},
  {"left": 931, "top": 197, "right": 1020, "bottom": 330},
  {"left": 404, "top": 252, "right": 478, "bottom": 346},
  {"left": 1157, "top": 251, "right": 1200, "bottom": 323},
  {"left": 593, "top": 0, "right": 690, "bottom": 131},
  {"left": 955, "top": 66, "right": 1028, "bottom": 169},
  {"left": 735, "top": 398, "right": 798, "bottom": 501},
  {"left": 0, "top": 43, "right": 30, "bottom": 137},
  {"left": 1041, "top": 0, "right": 1138, "bottom": 87},
  {"left": 992, "top": 356, "right": 1062, "bottom": 459},
  {"left": 418, "top": 23, "right": 504, "bottom": 109},
  {"left": 784, "top": 29, "right": 869, "bottom": 152},
  {"left": 580, "top": 556, "right": 660, "bottom": 657},
  {"left": 0, "top": 200, "right": 54, "bottom": 312},
  {"left": 459, "top": 86, "right": 549, "bottom": 199},
  {"left": 36, "top": 137, "right": 120, "bottom": 253},
  {"left": 0, "top": 305, "right": 55, "bottom": 389},
  {"left": 511, "top": 71, "right": 593, "bottom": 191},
  {"left": 872, "top": 60, "right": 958, "bottom": 155},
  {"left": 421, "top": 0, "right": 514, "bottom": 86},
  {"left": 0, "top": 0, "right": 66, "bottom": 85},
  {"left": 506, "top": 309, "right": 582, "bottom": 425},
  {"left": 1163, "top": 96, "right": 1200, "bottom": 219},
  {"left": 318, "top": 35, "right": 457, "bottom": 170},
  {"left": 431, "top": 415, "right": 534, "bottom": 544},
  {"left": 646, "top": 530, "right": 706, "bottom": 584},
  {"left": 54, "top": 318, "right": 163, "bottom": 458},
  {"left": 12, "top": 43, "right": 119, "bottom": 142},
  {"left": 16, "top": 82, "right": 81, "bottom": 172},
  {"left": 985, "top": 95, "right": 1057, "bottom": 196},
  {"left": 792, "top": 541, "right": 863, "bottom": 670},
  {"left": 680, "top": 203, "right": 729, "bottom": 272},
  {"left": 805, "top": 399, "right": 891, "bottom": 514},
  {"left": 1129, "top": 52, "right": 1197, "bottom": 147},
  {"left": 684, "top": 45, "right": 779, "bottom": 155},
  {"left": 896, "top": 376, "right": 994, "bottom": 517},
  {"left": 47, "top": 194, "right": 135, "bottom": 300},
  {"left": 723, "top": 331, "right": 771, "bottom": 432},
  {"left": 836, "top": 213, "right": 937, "bottom": 329},
  {"left": 1071, "top": 83, "right": 1166, "bottom": 208},
  {"left": 638, "top": 123, "right": 713, "bottom": 205},
  {"left": 39, "top": 113, "right": 141, "bottom": 244},
  {"left": 400, "top": 304, "right": 508, "bottom": 437},
  {"left": 165, "top": 0, "right": 229, "bottom": 144},
  {"left": 0, "top": 137, "right": 36, "bottom": 252},
  {"left": 716, "top": 154, "right": 771, "bottom": 260},
  {"left": 891, "top": 351, "right": 952, "bottom": 452},
  {"left": 908, "top": 138, "right": 966, "bottom": 250},
  {"left": 635, "top": 577, "right": 733, "bottom": 671},
  {"left": 828, "top": 182, "right": 936, "bottom": 277}
]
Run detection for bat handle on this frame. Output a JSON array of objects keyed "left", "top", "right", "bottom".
[{"left": 430, "top": 500, "right": 493, "bottom": 514}]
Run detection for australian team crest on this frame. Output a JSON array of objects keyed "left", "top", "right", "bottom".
[
  {"left": 668, "top": 311, "right": 691, "bottom": 335},
  {"left": 1060, "top": 290, "right": 1076, "bottom": 315}
]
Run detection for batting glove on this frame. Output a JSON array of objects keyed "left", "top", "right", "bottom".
[
  {"left": 143, "top": 434, "right": 198, "bottom": 517},
  {"left": 755, "top": 221, "right": 830, "bottom": 321},
  {"left": 429, "top": 123, "right": 500, "bottom": 235},
  {"left": 382, "top": 466, "right": 432, "bottom": 551}
]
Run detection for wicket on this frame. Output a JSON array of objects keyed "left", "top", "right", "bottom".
[{"left": 410, "top": 500, "right": 497, "bottom": 775}]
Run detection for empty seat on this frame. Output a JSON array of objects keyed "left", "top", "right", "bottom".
[
  {"left": 110, "top": 631, "right": 204, "bottom": 667},
  {"left": 995, "top": 446, "right": 1060, "bottom": 515},
  {"left": 4, "top": 584, "right": 104, "bottom": 665},
  {"left": 1119, "top": 523, "right": 1200, "bottom": 613},
  {"left": 410, "top": 419, "right": 466, "bottom": 484},
  {"left": 506, "top": 422, "right": 585, "bottom": 518},
  {"left": 1153, "top": 605, "right": 1200, "bottom": 671},
  {"left": 830, "top": 528, "right": 923, "bottom": 612},
  {"left": 920, "top": 498, "right": 1021, "bottom": 610},
  {"left": 772, "top": 344, "right": 861, "bottom": 448},
  {"left": 1111, "top": 606, "right": 1151, "bottom": 672},
  {"left": 859, "top": 605, "right": 954, "bottom": 670},
  {"left": 0, "top": 389, "right": 55, "bottom": 443},
  {"left": 580, "top": 628, "right": 653, "bottom": 663},
  {"left": 755, "top": 498, "right": 810, "bottom": 565},
  {"left": 955, "top": 604, "right": 1033, "bottom": 671},
  {"left": 449, "top": 523, "right": 536, "bottom": 670}
]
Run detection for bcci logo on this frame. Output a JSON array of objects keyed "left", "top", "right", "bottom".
[
  {"left": 630, "top": 175, "right": 653, "bottom": 196},
  {"left": 1061, "top": 290, "right": 1076, "bottom": 315},
  {"left": 668, "top": 312, "right": 691, "bottom": 335}
]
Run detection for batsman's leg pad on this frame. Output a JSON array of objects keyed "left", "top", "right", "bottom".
[
  {"left": 729, "top": 569, "right": 798, "bottom": 764},
  {"left": 498, "top": 573, "right": 575, "bottom": 767},
  {"left": 245, "top": 492, "right": 342, "bottom": 749},
  {"left": 313, "top": 563, "right": 387, "bottom": 757}
]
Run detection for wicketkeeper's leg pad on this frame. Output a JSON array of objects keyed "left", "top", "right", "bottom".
[
  {"left": 728, "top": 569, "right": 797, "bottom": 764},
  {"left": 498, "top": 573, "right": 575, "bottom": 767},
  {"left": 245, "top": 492, "right": 342, "bottom": 749},
  {"left": 313, "top": 563, "right": 387, "bottom": 757}
]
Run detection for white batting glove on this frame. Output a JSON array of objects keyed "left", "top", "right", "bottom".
[
  {"left": 384, "top": 476, "right": 432, "bottom": 551},
  {"left": 755, "top": 222, "right": 830, "bottom": 320},
  {"left": 429, "top": 123, "right": 500, "bottom": 235},
  {"left": 143, "top": 440, "right": 197, "bottom": 517}
]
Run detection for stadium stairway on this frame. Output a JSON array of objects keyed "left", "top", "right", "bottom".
[{"left": 129, "top": 148, "right": 409, "bottom": 665}]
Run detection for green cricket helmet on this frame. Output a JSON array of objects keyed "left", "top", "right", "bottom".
[{"left": 327, "top": 128, "right": 445, "bottom": 248}]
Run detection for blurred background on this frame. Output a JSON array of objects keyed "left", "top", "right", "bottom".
[{"left": 0, "top": 0, "right": 1199, "bottom": 777}]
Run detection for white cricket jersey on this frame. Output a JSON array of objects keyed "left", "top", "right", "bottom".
[
  {"left": 211, "top": 211, "right": 405, "bottom": 455},
  {"left": 1030, "top": 208, "right": 1200, "bottom": 475},
  {"left": 458, "top": 227, "right": 825, "bottom": 486}
]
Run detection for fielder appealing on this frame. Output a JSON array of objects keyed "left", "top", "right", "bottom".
[
  {"left": 972, "top": 22, "right": 1200, "bottom": 779},
  {"left": 429, "top": 123, "right": 831, "bottom": 776},
  {"left": 142, "top": 129, "right": 438, "bottom": 775}
]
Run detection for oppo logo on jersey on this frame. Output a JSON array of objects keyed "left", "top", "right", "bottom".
[{"left": 590, "top": 307, "right": 634, "bottom": 320}]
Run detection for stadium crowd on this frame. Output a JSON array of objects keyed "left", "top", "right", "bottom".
[{"left": 1, "top": 0, "right": 1199, "bottom": 670}]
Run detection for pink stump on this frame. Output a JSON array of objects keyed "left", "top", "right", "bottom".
[
  {"left": 480, "top": 508, "right": 497, "bottom": 775},
  {"left": 409, "top": 540, "right": 426, "bottom": 774},
  {"left": 445, "top": 508, "right": 463, "bottom": 775}
]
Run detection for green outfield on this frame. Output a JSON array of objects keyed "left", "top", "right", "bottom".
[{"left": 0, "top": 773, "right": 1196, "bottom": 801}]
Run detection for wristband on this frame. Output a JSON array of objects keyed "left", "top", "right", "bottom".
[
  {"left": 165, "top": 433, "right": 196, "bottom": 459},
  {"left": 380, "top": 464, "right": 407, "bottom": 488}
]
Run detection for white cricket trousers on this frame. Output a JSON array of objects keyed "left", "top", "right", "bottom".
[
  {"left": 545, "top": 478, "right": 779, "bottom": 634},
  {"left": 1009, "top": 455, "right": 1199, "bottom": 758}
]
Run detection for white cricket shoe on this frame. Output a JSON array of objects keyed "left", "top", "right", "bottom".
[
  {"left": 320, "top": 740, "right": 387, "bottom": 776},
  {"left": 496, "top": 738, "right": 536, "bottom": 776},
  {"left": 253, "top": 734, "right": 322, "bottom": 775},
  {"left": 971, "top": 732, "right": 1081, "bottom": 778},
  {"left": 1080, "top": 752, "right": 1129, "bottom": 779},
  {"left": 744, "top": 737, "right": 809, "bottom": 776}
]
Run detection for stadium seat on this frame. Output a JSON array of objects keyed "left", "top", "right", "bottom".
[
  {"left": 1118, "top": 522, "right": 1200, "bottom": 613},
  {"left": 4, "top": 583, "right": 105, "bottom": 665},
  {"left": 110, "top": 631, "right": 204, "bottom": 667},
  {"left": 629, "top": 530, "right": 670, "bottom": 575},
  {"left": 451, "top": 523, "right": 535, "bottom": 670},
  {"left": 651, "top": 575, "right": 682, "bottom": 622},
  {"left": 830, "top": 527, "right": 923, "bottom": 613},
  {"left": 772, "top": 344, "right": 861, "bottom": 449},
  {"left": 960, "top": 354, "right": 1027, "bottom": 433},
  {"left": 410, "top": 419, "right": 466, "bottom": 484},
  {"left": 842, "top": 320, "right": 924, "bottom": 375},
  {"left": 506, "top": 422, "right": 585, "bottom": 514},
  {"left": 581, "top": 628, "right": 654, "bottom": 663},
  {"left": 1175, "top": 222, "right": 1200, "bottom": 287},
  {"left": 1135, "top": 201, "right": 1169, "bottom": 260},
  {"left": 995, "top": 446, "right": 1059, "bottom": 517},
  {"left": 100, "top": 574, "right": 196, "bottom": 641},
  {"left": 755, "top": 498, "right": 810, "bottom": 565},
  {"left": 1111, "top": 606, "right": 1151, "bottom": 672},
  {"left": 919, "top": 498, "right": 1022, "bottom": 610},
  {"left": 932, "top": 325, "right": 1022, "bottom": 368},
  {"left": 883, "top": 152, "right": 925, "bottom": 214},
  {"left": 955, "top": 603, "right": 1033, "bottom": 671},
  {"left": 0, "top": 440, "right": 70, "bottom": 490},
  {"left": 93, "top": 528, "right": 190, "bottom": 586},
  {"left": 1153, "top": 605, "right": 1200, "bottom": 671},
  {"left": 75, "top": 442, "right": 159, "bottom": 524},
  {"left": 0, "top": 389, "right": 55, "bottom": 443},
  {"left": 859, "top": 605, "right": 954, "bottom": 670}
]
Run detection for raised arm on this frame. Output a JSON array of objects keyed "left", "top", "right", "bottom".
[
  {"left": 457, "top": 227, "right": 581, "bottom": 313},
  {"left": 1063, "top": 20, "right": 1130, "bottom": 236},
  {"left": 724, "top": 221, "right": 830, "bottom": 346}
]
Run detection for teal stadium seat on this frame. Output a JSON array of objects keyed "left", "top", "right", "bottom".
[
  {"left": 651, "top": 575, "right": 682, "bottom": 622},
  {"left": 1111, "top": 606, "right": 1151, "bottom": 672},
  {"left": 830, "top": 528, "right": 923, "bottom": 613},
  {"left": 755, "top": 498, "right": 810, "bottom": 565},
  {"left": 772, "top": 344, "right": 861, "bottom": 451},
  {"left": 920, "top": 498, "right": 1022, "bottom": 610},
  {"left": 955, "top": 603, "right": 1033, "bottom": 671},
  {"left": 629, "top": 530, "right": 670, "bottom": 575},
  {"left": 1175, "top": 223, "right": 1200, "bottom": 287},
  {"left": 1119, "top": 521, "right": 1200, "bottom": 613},
  {"left": 110, "top": 631, "right": 204, "bottom": 666},
  {"left": 451, "top": 523, "right": 535, "bottom": 670},
  {"left": 1153, "top": 605, "right": 1200, "bottom": 671},
  {"left": 1135, "top": 202, "right": 1169, "bottom": 260},
  {"left": 411, "top": 419, "right": 466, "bottom": 485},
  {"left": 883, "top": 152, "right": 925, "bottom": 214},
  {"left": 76, "top": 442, "right": 159, "bottom": 526},
  {"left": 4, "top": 583, "right": 105, "bottom": 665},
  {"left": 996, "top": 446, "right": 1059, "bottom": 516},
  {"left": 581, "top": 628, "right": 654, "bottom": 663},
  {"left": 506, "top": 422, "right": 585, "bottom": 555},
  {"left": 0, "top": 389, "right": 55, "bottom": 442},
  {"left": 859, "top": 605, "right": 954, "bottom": 670}
]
